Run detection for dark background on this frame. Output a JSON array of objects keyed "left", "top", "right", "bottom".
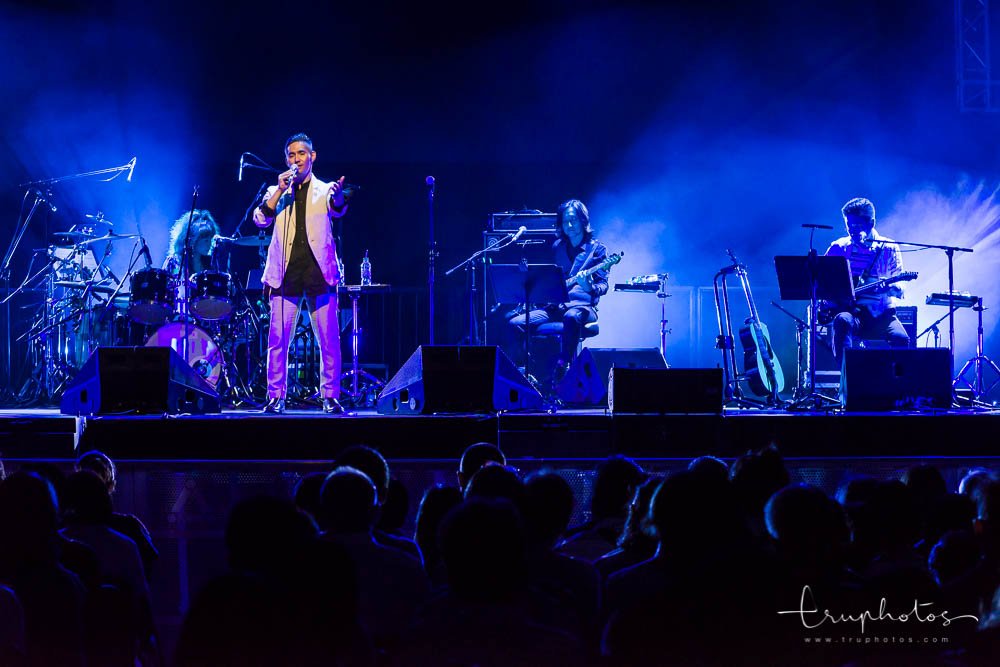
[{"left": 2, "top": 0, "right": 999, "bottom": 392}]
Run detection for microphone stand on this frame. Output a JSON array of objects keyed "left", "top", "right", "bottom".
[
  {"left": 180, "top": 187, "right": 200, "bottom": 371},
  {"left": 444, "top": 232, "right": 520, "bottom": 346},
  {"left": 888, "top": 238, "right": 973, "bottom": 385},
  {"left": 426, "top": 178, "right": 437, "bottom": 345}
]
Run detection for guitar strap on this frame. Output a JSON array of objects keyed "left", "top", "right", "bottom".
[{"left": 859, "top": 240, "right": 886, "bottom": 283}]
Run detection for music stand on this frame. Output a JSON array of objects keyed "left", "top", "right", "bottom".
[
  {"left": 774, "top": 253, "right": 854, "bottom": 410},
  {"left": 488, "top": 263, "right": 568, "bottom": 379}
]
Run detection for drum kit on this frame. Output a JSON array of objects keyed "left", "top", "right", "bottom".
[{"left": 19, "top": 218, "right": 266, "bottom": 405}]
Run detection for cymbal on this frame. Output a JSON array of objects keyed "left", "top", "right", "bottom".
[
  {"left": 84, "top": 213, "right": 112, "bottom": 225},
  {"left": 50, "top": 231, "right": 93, "bottom": 246},
  {"left": 54, "top": 280, "right": 117, "bottom": 294},
  {"left": 232, "top": 235, "right": 272, "bottom": 246},
  {"left": 76, "top": 232, "right": 142, "bottom": 246}
]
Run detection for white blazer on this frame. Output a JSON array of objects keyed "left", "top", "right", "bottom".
[{"left": 253, "top": 175, "right": 347, "bottom": 289}]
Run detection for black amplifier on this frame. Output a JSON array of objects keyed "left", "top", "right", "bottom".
[
  {"left": 488, "top": 212, "right": 557, "bottom": 232},
  {"left": 482, "top": 230, "right": 558, "bottom": 265}
]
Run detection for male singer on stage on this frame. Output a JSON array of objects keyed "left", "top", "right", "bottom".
[
  {"left": 824, "top": 196, "right": 909, "bottom": 359},
  {"left": 253, "top": 133, "right": 348, "bottom": 414},
  {"left": 507, "top": 198, "right": 609, "bottom": 381}
]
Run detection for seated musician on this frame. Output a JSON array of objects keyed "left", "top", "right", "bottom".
[
  {"left": 824, "top": 197, "right": 909, "bottom": 358},
  {"left": 507, "top": 199, "right": 610, "bottom": 379},
  {"left": 162, "top": 209, "right": 220, "bottom": 277}
]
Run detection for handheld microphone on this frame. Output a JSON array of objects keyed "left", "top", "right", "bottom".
[
  {"left": 126, "top": 157, "right": 136, "bottom": 183},
  {"left": 287, "top": 164, "right": 298, "bottom": 186},
  {"left": 511, "top": 225, "right": 527, "bottom": 242},
  {"left": 238, "top": 154, "right": 245, "bottom": 182}
]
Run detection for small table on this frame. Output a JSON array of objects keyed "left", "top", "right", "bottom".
[{"left": 341, "top": 283, "right": 390, "bottom": 406}]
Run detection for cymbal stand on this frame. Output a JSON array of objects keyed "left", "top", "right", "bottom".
[
  {"left": 216, "top": 279, "right": 262, "bottom": 408},
  {"left": 954, "top": 297, "right": 1000, "bottom": 405},
  {"left": 1, "top": 194, "right": 48, "bottom": 401}
]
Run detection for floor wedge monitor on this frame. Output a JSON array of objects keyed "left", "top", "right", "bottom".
[
  {"left": 60, "top": 346, "right": 221, "bottom": 415},
  {"left": 376, "top": 345, "right": 543, "bottom": 414}
]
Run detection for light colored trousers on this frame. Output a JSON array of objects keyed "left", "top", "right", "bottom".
[{"left": 266, "top": 293, "right": 341, "bottom": 399}]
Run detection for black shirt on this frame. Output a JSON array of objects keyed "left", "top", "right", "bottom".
[{"left": 278, "top": 180, "right": 327, "bottom": 296}]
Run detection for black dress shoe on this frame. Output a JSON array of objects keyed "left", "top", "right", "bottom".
[
  {"left": 322, "top": 397, "right": 345, "bottom": 415},
  {"left": 263, "top": 397, "right": 285, "bottom": 414}
]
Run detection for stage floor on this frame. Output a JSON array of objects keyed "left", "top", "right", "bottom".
[{"left": 3, "top": 405, "right": 999, "bottom": 462}]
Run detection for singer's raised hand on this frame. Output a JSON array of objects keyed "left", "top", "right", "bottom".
[{"left": 330, "top": 175, "right": 347, "bottom": 208}]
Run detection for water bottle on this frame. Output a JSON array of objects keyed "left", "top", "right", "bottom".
[{"left": 360, "top": 250, "right": 372, "bottom": 286}]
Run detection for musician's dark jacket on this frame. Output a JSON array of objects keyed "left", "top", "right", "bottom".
[{"left": 552, "top": 236, "right": 610, "bottom": 308}]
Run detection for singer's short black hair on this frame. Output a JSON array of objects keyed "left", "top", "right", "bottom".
[
  {"left": 841, "top": 197, "right": 875, "bottom": 221},
  {"left": 285, "top": 132, "right": 313, "bottom": 152}
]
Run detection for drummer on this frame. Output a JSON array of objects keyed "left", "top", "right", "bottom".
[{"left": 163, "top": 209, "right": 221, "bottom": 277}]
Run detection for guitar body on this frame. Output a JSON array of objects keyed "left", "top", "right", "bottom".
[
  {"left": 739, "top": 321, "right": 785, "bottom": 396},
  {"left": 817, "top": 271, "right": 918, "bottom": 325}
]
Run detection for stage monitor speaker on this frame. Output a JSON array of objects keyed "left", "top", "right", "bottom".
[
  {"left": 60, "top": 346, "right": 221, "bottom": 416},
  {"left": 556, "top": 347, "right": 668, "bottom": 406},
  {"left": 375, "top": 345, "right": 543, "bottom": 414},
  {"left": 608, "top": 367, "right": 723, "bottom": 414},
  {"left": 843, "top": 348, "right": 952, "bottom": 412}
]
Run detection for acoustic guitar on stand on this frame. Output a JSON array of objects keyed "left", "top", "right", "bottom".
[{"left": 727, "top": 250, "right": 785, "bottom": 403}]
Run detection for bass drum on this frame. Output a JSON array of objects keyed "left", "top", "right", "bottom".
[{"left": 145, "top": 322, "right": 222, "bottom": 388}]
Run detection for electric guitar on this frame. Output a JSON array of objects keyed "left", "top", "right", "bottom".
[
  {"left": 506, "top": 251, "right": 623, "bottom": 317},
  {"left": 817, "top": 271, "right": 918, "bottom": 324},
  {"left": 567, "top": 251, "right": 623, "bottom": 288}
]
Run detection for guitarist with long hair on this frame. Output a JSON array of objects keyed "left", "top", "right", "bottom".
[
  {"left": 508, "top": 199, "right": 612, "bottom": 381},
  {"left": 824, "top": 197, "right": 911, "bottom": 359}
]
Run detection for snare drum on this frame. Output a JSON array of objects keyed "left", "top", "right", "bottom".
[
  {"left": 189, "top": 270, "right": 233, "bottom": 321},
  {"left": 145, "top": 322, "right": 222, "bottom": 388},
  {"left": 129, "top": 268, "right": 175, "bottom": 325}
]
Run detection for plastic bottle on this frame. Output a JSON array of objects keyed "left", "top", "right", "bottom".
[{"left": 360, "top": 250, "right": 372, "bottom": 286}]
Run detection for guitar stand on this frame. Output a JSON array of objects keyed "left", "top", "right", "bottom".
[{"left": 713, "top": 267, "right": 767, "bottom": 409}]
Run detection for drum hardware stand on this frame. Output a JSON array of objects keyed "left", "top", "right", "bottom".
[{"left": 954, "top": 297, "right": 1000, "bottom": 405}]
